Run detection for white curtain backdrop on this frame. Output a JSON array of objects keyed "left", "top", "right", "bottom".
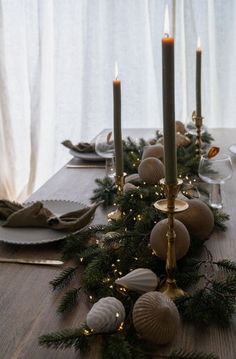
[{"left": 0, "top": 0, "right": 235, "bottom": 200}]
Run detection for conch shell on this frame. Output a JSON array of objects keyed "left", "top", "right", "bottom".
[
  {"left": 115, "top": 268, "right": 159, "bottom": 293},
  {"left": 86, "top": 296, "right": 125, "bottom": 333},
  {"left": 132, "top": 291, "right": 180, "bottom": 344}
]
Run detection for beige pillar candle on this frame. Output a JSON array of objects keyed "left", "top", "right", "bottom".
[
  {"left": 196, "top": 36, "right": 202, "bottom": 118},
  {"left": 162, "top": 5, "right": 177, "bottom": 185},
  {"left": 113, "top": 63, "right": 123, "bottom": 177}
]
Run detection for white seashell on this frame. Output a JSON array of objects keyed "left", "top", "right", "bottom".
[
  {"left": 115, "top": 268, "right": 159, "bottom": 293},
  {"left": 132, "top": 291, "right": 180, "bottom": 344},
  {"left": 175, "top": 120, "right": 186, "bottom": 134},
  {"left": 157, "top": 133, "right": 190, "bottom": 147},
  {"left": 123, "top": 183, "right": 137, "bottom": 192},
  {"left": 142, "top": 144, "right": 164, "bottom": 161},
  {"left": 138, "top": 157, "right": 165, "bottom": 185},
  {"left": 176, "top": 133, "right": 191, "bottom": 147},
  {"left": 125, "top": 173, "right": 141, "bottom": 184},
  {"left": 86, "top": 297, "right": 125, "bottom": 333}
]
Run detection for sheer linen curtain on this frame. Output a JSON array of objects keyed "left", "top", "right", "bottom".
[{"left": 0, "top": 0, "right": 235, "bottom": 200}]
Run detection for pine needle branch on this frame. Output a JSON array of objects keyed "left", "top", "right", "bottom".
[
  {"left": 50, "top": 267, "right": 77, "bottom": 291},
  {"left": 62, "top": 224, "right": 107, "bottom": 260},
  {"left": 39, "top": 325, "right": 90, "bottom": 353},
  {"left": 211, "top": 208, "right": 230, "bottom": 231},
  {"left": 167, "top": 349, "right": 219, "bottom": 359},
  {"left": 215, "top": 259, "right": 236, "bottom": 272},
  {"left": 57, "top": 288, "right": 81, "bottom": 314}
]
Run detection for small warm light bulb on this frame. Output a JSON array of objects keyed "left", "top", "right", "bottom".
[
  {"left": 115, "top": 62, "right": 118, "bottom": 80},
  {"left": 197, "top": 36, "right": 201, "bottom": 50},
  {"left": 164, "top": 4, "right": 170, "bottom": 37}
]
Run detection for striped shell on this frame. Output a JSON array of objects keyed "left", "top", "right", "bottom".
[
  {"left": 132, "top": 291, "right": 180, "bottom": 344},
  {"left": 125, "top": 173, "right": 141, "bottom": 184},
  {"left": 123, "top": 183, "right": 137, "bottom": 192},
  {"left": 142, "top": 144, "right": 164, "bottom": 161},
  {"left": 158, "top": 133, "right": 190, "bottom": 147},
  {"left": 138, "top": 157, "right": 165, "bottom": 185},
  {"left": 176, "top": 133, "right": 191, "bottom": 147},
  {"left": 175, "top": 120, "right": 186, "bottom": 134},
  {"left": 115, "top": 268, "right": 159, "bottom": 293},
  {"left": 86, "top": 297, "right": 125, "bottom": 333}
]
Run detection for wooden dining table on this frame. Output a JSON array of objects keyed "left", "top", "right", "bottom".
[{"left": 0, "top": 128, "right": 236, "bottom": 359}]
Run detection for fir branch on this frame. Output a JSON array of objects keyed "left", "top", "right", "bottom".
[
  {"left": 201, "top": 132, "right": 214, "bottom": 144},
  {"left": 167, "top": 349, "right": 219, "bottom": 359},
  {"left": 211, "top": 208, "right": 230, "bottom": 231},
  {"left": 62, "top": 224, "right": 107, "bottom": 260},
  {"left": 39, "top": 326, "right": 90, "bottom": 352},
  {"left": 102, "top": 334, "right": 132, "bottom": 359},
  {"left": 50, "top": 267, "right": 77, "bottom": 291},
  {"left": 216, "top": 259, "right": 236, "bottom": 272},
  {"left": 175, "top": 284, "right": 236, "bottom": 327},
  {"left": 57, "top": 288, "right": 81, "bottom": 314},
  {"left": 77, "top": 245, "right": 103, "bottom": 264},
  {"left": 90, "top": 177, "right": 116, "bottom": 207},
  {"left": 176, "top": 271, "right": 204, "bottom": 289}
]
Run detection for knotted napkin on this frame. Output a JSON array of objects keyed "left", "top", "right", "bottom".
[
  {"left": 0, "top": 200, "right": 102, "bottom": 233},
  {"left": 62, "top": 140, "right": 95, "bottom": 153}
]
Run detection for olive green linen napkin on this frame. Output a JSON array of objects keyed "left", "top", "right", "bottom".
[
  {"left": 62, "top": 140, "right": 95, "bottom": 153},
  {"left": 0, "top": 200, "right": 102, "bottom": 232}
]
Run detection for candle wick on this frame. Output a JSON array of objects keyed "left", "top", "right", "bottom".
[{"left": 164, "top": 33, "right": 170, "bottom": 38}]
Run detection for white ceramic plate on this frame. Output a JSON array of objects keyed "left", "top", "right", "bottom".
[
  {"left": 69, "top": 149, "right": 104, "bottom": 162},
  {"left": 0, "top": 200, "right": 87, "bottom": 245},
  {"left": 228, "top": 144, "right": 236, "bottom": 155}
]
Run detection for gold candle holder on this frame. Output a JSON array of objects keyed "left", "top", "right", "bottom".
[
  {"left": 107, "top": 175, "right": 124, "bottom": 221},
  {"left": 154, "top": 178, "right": 188, "bottom": 299},
  {"left": 192, "top": 111, "right": 203, "bottom": 159}
]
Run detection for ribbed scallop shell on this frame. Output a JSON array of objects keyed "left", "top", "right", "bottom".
[
  {"left": 86, "top": 297, "right": 125, "bottom": 333},
  {"left": 175, "top": 120, "right": 186, "bottom": 134},
  {"left": 115, "top": 268, "right": 159, "bottom": 293},
  {"left": 132, "top": 291, "right": 180, "bottom": 344},
  {"left": 123, "top": 183, "right": 137, "bottom": 192},
  {"left": 176, "top": 133, "right": 191, "bottom": 147},
  {"left": 142, "top": 144, "right": 164, "bottom": 161}
]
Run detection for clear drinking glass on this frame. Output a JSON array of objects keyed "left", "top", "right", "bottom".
[
  {"left": 198, "top": 154, "right": 233, "bottom": 209},
  {"left": 95, "top": 129, "right": 115, "bottom": 178}
]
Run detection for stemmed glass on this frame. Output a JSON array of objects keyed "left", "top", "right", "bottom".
[
  {"left": 198, "top": 154, "right": 233, "bottom": 209},
  {"left": 95, "top": 129, "right": 115, "bottom": 178}
]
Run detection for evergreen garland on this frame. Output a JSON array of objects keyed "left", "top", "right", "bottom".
[{"left": 39, "top": 130, "right": 234, "bottom": 359}]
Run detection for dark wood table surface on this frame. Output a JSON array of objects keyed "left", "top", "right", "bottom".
[{"left": 0, "top": 128, "right": 236, "bottom": 359}]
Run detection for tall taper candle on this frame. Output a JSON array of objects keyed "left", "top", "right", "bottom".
[
  {"left": 196, "top": 36, "right": 202, "bottom": 117},
  {"left": 162, "top": 5, "right": 177, "bottom": 185},
  {"left": 113, "top": 62, "right": 123, "bottom": 177}
]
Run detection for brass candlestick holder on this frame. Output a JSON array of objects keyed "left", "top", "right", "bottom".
[
  {"left": 154, "top": 178, "right": 189, "bottom": 299},
  {"left": 192, "top": 111, "right": 203, "bottom": 159},
  {"left": 107, "top": 175, "right": 124, "bottom": 221}
]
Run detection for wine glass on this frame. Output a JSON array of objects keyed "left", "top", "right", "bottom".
[
  {"left": 95, "top": 129, "right": 115, "bottom": 178},
  {"left": 198, "top": 153, "right": 233, "bottom": 209}
]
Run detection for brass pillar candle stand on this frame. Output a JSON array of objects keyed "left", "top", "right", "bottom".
[
  {"left": 192, "top": 111, "right": 203, "bottom": 159},
  {"left": 154, "top": 179, "right": 189, "bottom": 299},
  {"left": 107, "top": 175, "right": 124, "bottom": 221}
]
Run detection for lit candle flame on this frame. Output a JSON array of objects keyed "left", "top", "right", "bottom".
[
  {"left": 115, "top": 62, "right": 118, "bottom": 80},
  {"left": 164, "top": 4, "right": 170, "bottom": 37},
  {"left": 197, "top": 36, "right": 201, "bottom": 50}
]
